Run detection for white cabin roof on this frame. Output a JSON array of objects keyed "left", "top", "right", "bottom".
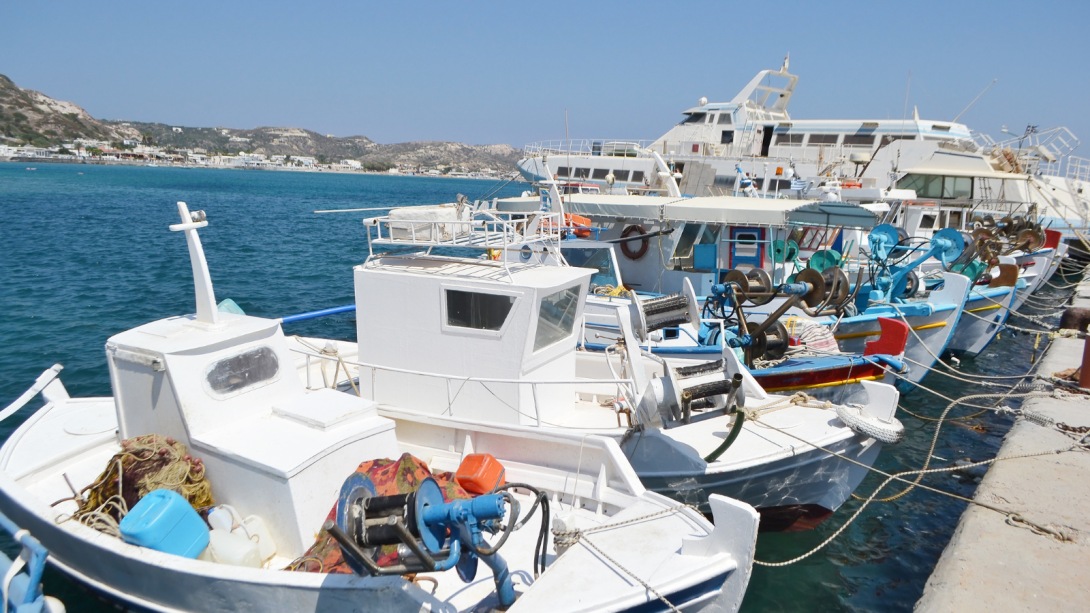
[
  {"left": 361, "top": 254, "right": 592, "bottom": 288},
  {"left": 901, "top": 150, "right": 1026, "bottom": 180},
  {"left": 496, "top": 195, "right": 878, "bottom": 229}
]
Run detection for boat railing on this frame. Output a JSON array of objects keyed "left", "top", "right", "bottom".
[
  {"left": 291, "top": 347, "right": 638, "bottom": 427},
  {"left": 365, "top": 208, "right": 563, "bottom": 256},
  {"left": 523, "top": 139, "right": 656, "bottom": 157},
  {"left": 0, "top": 507, "right": 60, "bottom": 611}
]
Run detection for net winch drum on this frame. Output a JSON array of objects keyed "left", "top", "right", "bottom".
[
  {"left": 721, "top": 268, "right": 775, "bottom": 306},
  {"left": 641, "top": 358, "right": 746, "bottom": 427},
  {"left": 629, "top": 277, "right": 701, "bottom": 343},
  {"left": 324, "top": 475, "right": 518, "bottom": 606}
]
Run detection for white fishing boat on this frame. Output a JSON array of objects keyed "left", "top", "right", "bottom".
[
  {"left": 0, "top": 203, "right": 760, "bottom": 613},
  {"left": 304, "top": 199, "right": 905, "bottom": 532}
]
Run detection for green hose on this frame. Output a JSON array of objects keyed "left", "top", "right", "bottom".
[{"left": 703, "top": 410, "right": 745, "bottom": 463}]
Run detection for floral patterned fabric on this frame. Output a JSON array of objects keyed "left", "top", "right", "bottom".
[{"left": 292, "top": 452, "right": 470, "bottom": 574}]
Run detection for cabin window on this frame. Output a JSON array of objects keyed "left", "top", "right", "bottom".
[
  {"left": 774, "top": 134, "right": 804, "bottom": 145},
  {"left": 613, "top": 169, "right": 631, "bottom": 182},
  {"left": 592, "top": 168, "right": 609, "bottom": 180},
  {"left": 534, "top": 285, "right": 581, "bottom": 351},
  {"left": 734, "top": 232, "right": 759, "bottom": 258},
  {"left": 562, "top": 248, "right": 618, "bottom": 290},
  {"left": 446, "top": 290, "right": 515, "bottom": 331},
  {"left": 681, "top": 113, "right": 706, "bottom": 124},
  {"left": 896, "top": 174, "right": 974, "bottom": 200},
  {"left": 205, "top": 346, "right": 279, "bottom": 398},
  {"left": 920, "top": 214, "right": 937, "bottom": 230},
  {"left": 881, "top": 134, "right": 916, "bottom": 144},
  {"left": 943, "top": 176, "right": 972, "bottom": 199},
  {"left": 809, "top": 134, "right": 838, "bottom": 145},
  {"left": 932, "top": 125, "right": 951, "bottom": 132},
  {"left": 948, "top": 211, "right": 963, "bottom": 229},
  {"left": 556, "top": 166, "right": 570, "bottom": 178},
  {"left": 718, "top": 113, "right": 732, "bottom": 125},
  {"left": 571, "top": 168, "right": 590, "bottom": 180},
  {"left": 843, "top": 134, "right": 876, "bottom": 146},
  {"left": 720, "top": 130, "right": 734, "bottom": 145},
  {"left": 631, "top": 170, "right": 646, "bottom": 183}
]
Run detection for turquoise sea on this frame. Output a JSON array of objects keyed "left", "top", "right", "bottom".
[{"left": 0, "top": 163, "right": 1066, "bottom": 611}]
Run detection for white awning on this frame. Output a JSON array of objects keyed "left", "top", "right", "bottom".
[{"left": 496, "top": 194, "right": 879, "bottom": 228}]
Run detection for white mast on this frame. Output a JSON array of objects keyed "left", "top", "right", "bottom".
[{"left": 169, "top": 201, "right": 219, "bottom": 324}]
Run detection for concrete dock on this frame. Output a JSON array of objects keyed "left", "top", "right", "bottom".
[{"left": 916, "top": 284, "right": 1090, "bottom": 611}]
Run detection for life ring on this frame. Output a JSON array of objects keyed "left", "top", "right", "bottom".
[{"left": 620, "top": 224, "right": 649, "bottom": 260}]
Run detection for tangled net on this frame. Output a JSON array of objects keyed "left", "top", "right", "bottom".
[{"left": 70, "top": 434, "right": 215, "bottom": 536}]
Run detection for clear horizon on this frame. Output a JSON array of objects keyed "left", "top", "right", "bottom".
[{"left": 7, "top": 0, "right": 1089, "bottom": 151}]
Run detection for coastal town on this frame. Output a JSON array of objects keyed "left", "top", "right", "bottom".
[{"left": 0, "top": 136, "right": 517, "bottom": 178}]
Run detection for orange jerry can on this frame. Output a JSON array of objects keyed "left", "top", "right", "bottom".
[{"left": 455, "top": 453, "right": 506, "bottom": 495}]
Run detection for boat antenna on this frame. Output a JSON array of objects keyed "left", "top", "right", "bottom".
[
  {"left": 564, "top": 109, "right": 570, "bottom": 182},
  {"left": 952, "top": 79, "right": 997, "bottom": 123},
  {"left": 895, "top": 71, "right": 912, "bottom": 172}
]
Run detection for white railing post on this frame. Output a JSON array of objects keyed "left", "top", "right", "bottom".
[{"left": 531, "top": 383, "right": 542, "bottom": 427}]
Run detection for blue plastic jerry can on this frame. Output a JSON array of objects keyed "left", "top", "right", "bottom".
[{"left": 119, "top": 489, "right": 210, "bottom": 558}]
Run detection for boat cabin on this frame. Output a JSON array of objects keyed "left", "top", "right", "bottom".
[{"left": 354, "top": 255, "right": 593, "bottom": 425}]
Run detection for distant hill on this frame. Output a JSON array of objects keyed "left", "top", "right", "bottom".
[
  {"left": 0, "top": 73, "right": 521, "bottom": 170},
  {"left": 0, "top": 74, "right": 138, "bottom": 146},
  {"left": 105, "top": 121, "right": 522, "bottom": 170}
]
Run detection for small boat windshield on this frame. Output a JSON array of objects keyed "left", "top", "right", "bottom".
[{"left": 561, "top": 247, "right": 619, "bottom": 290}]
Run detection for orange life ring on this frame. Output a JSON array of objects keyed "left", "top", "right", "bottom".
[{"left": 620, "top": 224, "right": 649, "bottom": 260}]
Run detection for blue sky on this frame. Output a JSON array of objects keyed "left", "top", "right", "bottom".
[{"left": 6, "top": 1, "right": 1089, "bottom": 150}]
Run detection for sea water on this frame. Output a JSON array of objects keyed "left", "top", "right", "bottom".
[{"left": 0, "top": 163, "right": 1067, "bottom": 611}]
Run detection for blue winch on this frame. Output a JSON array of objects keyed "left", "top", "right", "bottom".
[{"left": 324, "top": 476, "right": 518, "bottom": 607}]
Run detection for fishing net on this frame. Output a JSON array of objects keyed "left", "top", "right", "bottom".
[
  {"left": 289, "top": 453, "right": 469, "bottom": 574},
  {"left": 72, "top": 434, "right": 215, "bottom": 536}
]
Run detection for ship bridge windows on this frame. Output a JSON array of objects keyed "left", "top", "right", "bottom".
[
  {"left": 896, "top": 174, "right": 973, "bottom": 199},
  {"left": 774, "top": 134, "right": 804, "bottom": 146},
  {"left": 592, "top": 168, "right": 609, "bottom": 180},
  {"left": 561, "top": 247, "right": 619, "bottom": 290},
  {"left": 572, "top": 168, "right": 591, "bottom": 180},
  {"left": 809, "top": 134, "right": 839, "bottom": 146},
  {"left": 631, "top": 170, "right": 646, "bottom": 183},
  {"left": 556, "top": 166, "right": 569, "bottom": 178},
  {"left": 720, "top": 130, "right": 734, "bottom": 145},
  {"left": 718, "top": 113, "right": 732, "bottom": 125},
  {"left": 843, "top": 134, "right": 876, "bottom": 147},
  {"left": 680, "top": 112, "right": 707, "bottom": 124}
]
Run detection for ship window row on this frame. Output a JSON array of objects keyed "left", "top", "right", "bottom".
[
  {"left": 895, "top": 174, "right": 973, "bottom": 199},
  {"left": 680, "top": 112, "right": 734, "bottom": 125},
  {"left": 767, "top": 133, "right": 919, "bottom": 147},
  {"left": 555, "top": 166, "right": 645, "bottom": 183}
]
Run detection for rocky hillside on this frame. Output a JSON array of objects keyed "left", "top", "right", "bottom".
[
  {"left": 0, "top": 73, "right": 521, "bottom": 170},
  {"left": 0, "top": 74, "right": 138, "bottom": 146},
  {"left": 104, "top": 121, "right": 522, "bottom": 169}
]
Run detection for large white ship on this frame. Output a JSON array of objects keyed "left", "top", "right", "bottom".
[{"left": 517, "top": 57, "right": 1090, "bottom": 243}]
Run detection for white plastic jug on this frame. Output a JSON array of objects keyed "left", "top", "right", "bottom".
[
  {"left": 201, "top": 529, "right": 261, "bottom": 568},
  {"left": 206, "top": 505, "right": 277, "bottom": 563}
]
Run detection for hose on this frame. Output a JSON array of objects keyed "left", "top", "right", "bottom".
[
  {"left": 703, "top": 409, "right": 745, "bottom": 463},
  {"left": 492, "top": 483, "right": 551, "bottom": 577}
]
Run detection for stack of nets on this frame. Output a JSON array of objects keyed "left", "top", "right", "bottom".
[{"left": 70, "top": 433, "right": 215, "bottom": 536}]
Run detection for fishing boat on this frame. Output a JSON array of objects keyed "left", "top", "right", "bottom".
[
  {"left": 0, "top": 203, "right": 760, "bottom": 613},
  {"left": 304, "top": 198, "right": 905, "bottom": 532}
]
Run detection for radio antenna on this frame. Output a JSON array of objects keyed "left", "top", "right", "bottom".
[
  {"left": 953, "top": 79, "right": 997, "bottom": 123},
  {"left": 895, "top": 71, "right": 912, "bottom": 172}
]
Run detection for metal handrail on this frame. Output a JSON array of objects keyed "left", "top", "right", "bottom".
[{"left": 292, "top": 346, "right": 637, "bottom": 427}]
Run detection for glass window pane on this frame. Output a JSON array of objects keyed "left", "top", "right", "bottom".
[
  {"left": 446, "top": 290, "right": 515, "bottom": 331},
  {"left": 720, "top": 130, "right": 734, "bottom": 145},
  {"left": 562, "top": 248, "right": 618, "bottom": 289},
  {"left": 534, "top": 285, "right": 581, "bottom": 351},
  {"left": 613, "top": 170, "right": 630, "bottom": 182},
  {"left": 592, "top": 168, "right": 609, "bottom": 179},
  {"left": 843, "top": 134, "right": 875, "bottom": 146},
  {"left": 896, "top": 174, "right": 926, "bottom": 193},
  {"left": 572, "top": 168, "right": 590, "bottom": 180},
  {"left": 808, "top": 134, "right": 838, "bottom": 145},
  {"left": 718, "top": 113, "right": 732, "bottom": 125},
  {"left": 673, "top": 223, "right": 702, "bottom": 259},
  {"left": 631, "top": 170, "right": 645, "bottom": 183},
  {"left": 951, "top": 176, "right": 972, "bottom": 198},
  {"left": 556, "top": 166, "right": 569, "bottom": 178},
  {"left": 681, "top": 113, "right": 706, "bottom": 124},
  {"left": 920, "top": 175, "right": 943, "bottom": 198},
  {"left": 206, "top": 346, "right": 279, "bottom": 396}
]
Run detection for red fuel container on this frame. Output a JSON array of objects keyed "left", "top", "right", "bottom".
[{"left": 455, "top": 453, "right": 506, "bottom": 495}]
